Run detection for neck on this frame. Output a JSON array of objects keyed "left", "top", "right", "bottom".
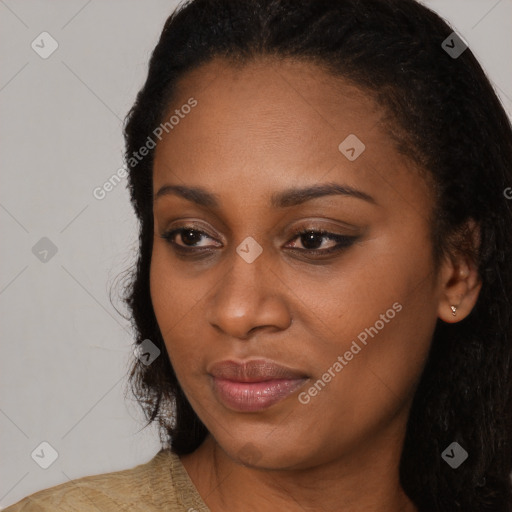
[{"left": 180, "top": 434, "right": 418, "bottom": 512}]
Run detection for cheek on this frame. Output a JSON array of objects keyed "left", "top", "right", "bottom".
[
  {"left": 149, "top": 243, "right": 220, "bottom": 402},
  {"left": 149, "top": 247, "right": 200, "bottom": 360},
  {"left": 304, "top": 302, "right": 434, "bottom": 460},
  {"left": 301, "top": 223, "right": 438, "bottom": 422}
]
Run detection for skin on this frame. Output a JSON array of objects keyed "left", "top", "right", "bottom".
[{"left": 150, "top": 56, "right": 482, "bottom": 512}]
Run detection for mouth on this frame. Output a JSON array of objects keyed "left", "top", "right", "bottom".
[{"left": 208, "top": 359, "right": 309, "bottom": 412}]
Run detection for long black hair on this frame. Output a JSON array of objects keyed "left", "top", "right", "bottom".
[{"left": 122, "top": 1, "right": 512, "bottom": 510}]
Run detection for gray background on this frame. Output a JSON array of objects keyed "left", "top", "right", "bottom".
[{"left": 1, "top": 0, "right": 511, "bottom": 508}]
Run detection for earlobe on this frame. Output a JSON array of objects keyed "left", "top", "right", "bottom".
[
  {"left": 437, "top": 221, "right": 482, "bottom": 324},
  {"left": 437, "top": 259, "right": 482, "bottom": 323}
]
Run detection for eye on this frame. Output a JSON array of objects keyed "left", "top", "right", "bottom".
[
  {"left": 160, "top": 226, "right": 220, "bottom": 251},
  {"left": 285, "top": 228, "right": 357, "bottom": 256},
  {"left": 159, "top": 225, "right": 358, "bottom": 257}
]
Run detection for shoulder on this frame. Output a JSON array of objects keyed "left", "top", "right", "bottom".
[{"left": 3, "top": 449, "right": 207, "bottom": 512}]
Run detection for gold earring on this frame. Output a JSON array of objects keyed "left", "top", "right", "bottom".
[{"left": 450, "top": 305, "right": 457, "bottom": 316}]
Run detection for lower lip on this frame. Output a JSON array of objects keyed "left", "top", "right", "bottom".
[{"left": 211, "top": 377, "right": 307, "bottom": 412}]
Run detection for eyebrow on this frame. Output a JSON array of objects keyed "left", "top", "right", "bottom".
[{"left": 154, "top": 182, "right": 376, "bottom": 208}]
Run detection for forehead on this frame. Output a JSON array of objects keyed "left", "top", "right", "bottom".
[
  {"left": 162, "top": 55, "right": 382, "bottom": 155},
  {"left": 152, "top": 56, "right": 433, "bottom": 215}
]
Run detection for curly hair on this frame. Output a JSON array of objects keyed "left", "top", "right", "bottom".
[{"left": 121, "top": 0, "right": 512, "bottom": 510}]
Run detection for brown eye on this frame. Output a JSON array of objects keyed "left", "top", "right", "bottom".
[
  {"left": 160, "top": 227, "right": 220, "bottom": 250},
  {"left": 160, "top": 226, "right": 357, "bottom": 258},
  {"left": 286, "top": 229, "right": 358, "bottom": 256}
]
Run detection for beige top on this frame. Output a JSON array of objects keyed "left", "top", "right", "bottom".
[{"left": 4, "top": 449, "right": 211, "bottom": 511}]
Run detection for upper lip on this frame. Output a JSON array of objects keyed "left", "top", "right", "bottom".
[{"left": 209, "top": 359, "right": 307, "bottom": 382}]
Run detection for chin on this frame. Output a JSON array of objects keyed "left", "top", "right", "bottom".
[{"left": 219, "top": 435, "right": 322, "bottom": 471}]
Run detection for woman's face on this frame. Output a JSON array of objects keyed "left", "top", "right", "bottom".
[{"left": 150, "top": 57, "right": 443, "bottom": 469}]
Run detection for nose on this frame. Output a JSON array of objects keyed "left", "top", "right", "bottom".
[{"left": 205, "top": 242, "right": 292, "bottom": 340}]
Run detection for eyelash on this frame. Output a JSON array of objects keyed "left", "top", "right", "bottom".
[{"left": 160, "top": 225, "right": 357, "bottom": 257}]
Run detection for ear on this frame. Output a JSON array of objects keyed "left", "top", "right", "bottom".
[{"left": 437, "top": 219, "right": 483, "bottom": 323}]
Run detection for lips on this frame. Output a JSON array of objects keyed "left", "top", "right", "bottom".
[
  {"left": 209, "top": 359, "right": 307, "bottom": 382},
  {"left": 209, "top": 359, "right": 308, "bottom": 412}
]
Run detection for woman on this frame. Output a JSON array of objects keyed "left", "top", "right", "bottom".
[{"left": 6, "top": 0, "right": 512, "bottom": 510}]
